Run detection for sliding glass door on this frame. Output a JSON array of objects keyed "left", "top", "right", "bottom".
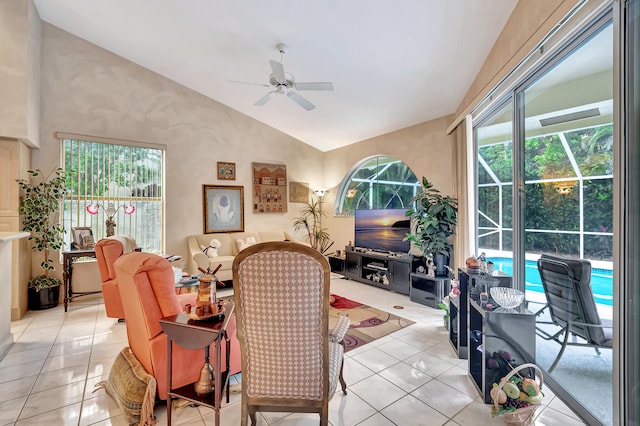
[{"left": 474, "top": 14, "right": 614, "bottom": 425}]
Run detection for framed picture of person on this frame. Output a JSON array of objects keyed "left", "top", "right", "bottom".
[
  {"left": 203, "top": 185, "right": 244, "bottom": 233},
  {"left": 71, "top": 227, "right": 95, "bottom": 249}
]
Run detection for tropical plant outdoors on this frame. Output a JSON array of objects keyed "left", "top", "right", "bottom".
[
  {"left": 404, "top": 177, "right": 458, "bottom": 259},
  {"left": 17, "top": 168, "right": 68, "bottom": 291},
  {"left": 293, "top": 198, "right": 334, "bottom": 255}
]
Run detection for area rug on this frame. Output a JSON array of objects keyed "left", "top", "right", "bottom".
[{"left": 329, "top": 294, "right": 414, "bottom": 352}]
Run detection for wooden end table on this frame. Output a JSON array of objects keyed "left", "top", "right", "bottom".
[
  {"left": 159, "top": 301, "right": 234, "bottom": 426},
  {"left": 61, "top": 248, "right": 99, "bottom": 312}
]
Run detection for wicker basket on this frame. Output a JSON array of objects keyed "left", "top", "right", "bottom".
[{"left": 492, "top": 363, "right": 543, "bottom": 426}]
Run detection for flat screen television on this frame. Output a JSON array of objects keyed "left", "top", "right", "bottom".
[{"left": 354, "top": 208, "right": 411, "bottom": 253}]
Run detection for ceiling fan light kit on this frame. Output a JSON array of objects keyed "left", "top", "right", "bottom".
[{"left": 231, "top": 43, "right": 334, "bottom": 111}]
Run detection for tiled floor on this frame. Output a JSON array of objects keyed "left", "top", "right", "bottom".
[{"left": 2, "top": 278, "right": 586, "bottom": 425}]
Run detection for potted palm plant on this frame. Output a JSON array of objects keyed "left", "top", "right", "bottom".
[
  {"left": 293, "top": 198, "right": 334, "bottom": 255},
  {"left": 404, "top": 177, "right": 458, "bottom": 276},
  {"left": 17, "top": 168, "right": 67, "bottom": 310}
]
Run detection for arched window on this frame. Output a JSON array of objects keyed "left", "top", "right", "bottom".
[{"left": 334, "top": 156, "right": 420, "bottom": 216}]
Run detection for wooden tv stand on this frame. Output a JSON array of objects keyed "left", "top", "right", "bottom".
[{"left": 344, "top": 248, "right": 418, "bottom": 295}]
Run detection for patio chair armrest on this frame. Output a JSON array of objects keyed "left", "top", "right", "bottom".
[
  {"left": 526, "top": 300, "right": 548, "bottom": 317},
  {"left": 329, "top": 315, "right": 350, "bottom": 343}
]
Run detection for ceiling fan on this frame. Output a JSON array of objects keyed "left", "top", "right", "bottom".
[{"left": 229, "top": 43, "right": 334, "bottom": 111}]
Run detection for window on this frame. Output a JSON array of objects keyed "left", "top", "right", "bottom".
[
  {"left": 60, "top": 133, "right": 165, "bottom": 253},
  {"left": 334, "top": 156, "right": 419, "bottom": 216}
]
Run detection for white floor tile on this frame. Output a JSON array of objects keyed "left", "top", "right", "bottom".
[
  {"left": 349, "top": 374, "right": 407, "bottom": 410},
  {"left": 3, "top": 282, "right": 586, "bottom": 426}
]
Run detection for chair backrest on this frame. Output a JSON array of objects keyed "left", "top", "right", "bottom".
[
  {"left": 95, "top": 235, "right": 137, "bottom": 282},
  {"left": 537, "top": 253, "right": 606, "bottom": 345},
  {"left": 114, "top": 252, "right": 185, "bottom": 374},
  {"left": 232, "top": 241, "right": 330, "bottom": 402}
]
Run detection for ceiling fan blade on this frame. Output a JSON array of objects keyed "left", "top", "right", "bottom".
[
  {"left": 287, "top": 91, "right": 315, "bottom": 111},
  {"left": 226, "top": 78, "right": 270, "bottom": 87},
  {"left": 254, "top": 92, "right": 274, "bottom": 106},
  {"left": 295, "top": 82, "right": 334, "bottom": 91},
  {"left": 269, "top": 60, "right": 286, "bottom": 83}
]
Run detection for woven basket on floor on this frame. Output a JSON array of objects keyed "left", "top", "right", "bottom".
[{"left": 492, "top": 363, "right": 543, "bottom": 426}]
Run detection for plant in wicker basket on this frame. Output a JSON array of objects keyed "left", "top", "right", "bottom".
[{"left": 490, "top": 363, "right": 544, "bottom": 426}]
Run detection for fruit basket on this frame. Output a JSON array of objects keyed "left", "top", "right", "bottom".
[{"left": 491, "top": 363, "right": 543, "bottom": 426}]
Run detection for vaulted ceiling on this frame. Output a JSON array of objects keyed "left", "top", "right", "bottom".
[{"left": 34, "top": 0, "right": 518, "bottom": 151}]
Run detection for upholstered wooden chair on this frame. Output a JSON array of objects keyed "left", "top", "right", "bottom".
[
  {"left": 232, "top": 241, "right": 348, "bottom": 426},
  {"left": 95, "top": 235, "right": 138, "bottom": 319}
]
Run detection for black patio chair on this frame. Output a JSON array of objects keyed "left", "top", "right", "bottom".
[{"left": 535, "top": 254, "right": 612, "bottom": 372}]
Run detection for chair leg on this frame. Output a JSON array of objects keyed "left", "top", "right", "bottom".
[
  {"left": 249, "top": 406, "right": 257, "bottom": 425},
  {"left": 549, "top": 325, "right": 570, "bottom": 373},
  {"left": 241, "top": 402, "right": 247, "bottom": 426},
  {"left": 320, "top": 403, "right": 329, "bottom": 426},
  {"left": 339, "top": 341, "right": 347, "bottom": 394},
  {"left": 595, "top": 346, "right": 602, "bottom": 356}
]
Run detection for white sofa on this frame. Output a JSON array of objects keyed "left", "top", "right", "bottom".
[{"left": 186, "top": 231, "right": 301, "bottom": 281}]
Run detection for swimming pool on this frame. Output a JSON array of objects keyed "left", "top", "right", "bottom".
[{"left": 487, "top": 257, "right": 613, "bottom": 306}]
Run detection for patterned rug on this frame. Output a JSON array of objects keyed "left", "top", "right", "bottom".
[{"left": 329, "top": 294, "right": 415, "bottom": 352}]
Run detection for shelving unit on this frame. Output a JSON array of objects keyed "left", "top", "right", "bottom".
[
  {"left": 345, "top": 249, "right": 416, "bottom": 295},
  {"left": 468, "top": 296, "right": 536, "bottom": 403},
  {"left": 410, "top": 273, "right": 452, "bottom": 308}
]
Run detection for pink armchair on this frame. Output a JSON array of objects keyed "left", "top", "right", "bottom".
[
  {"left": 113, "top": 252, "right": 241, "bottom": 400},
  {"left": 95, "top": 235, "right": 138, "bottom": 319}
]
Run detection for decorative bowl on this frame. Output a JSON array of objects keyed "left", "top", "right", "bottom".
[{"left": 490, "top": 287, "right": 524, "bottom": 309}]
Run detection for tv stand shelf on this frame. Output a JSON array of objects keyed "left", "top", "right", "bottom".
[{"left": 345, "top": 249, "right": 417, "bottom": 295}]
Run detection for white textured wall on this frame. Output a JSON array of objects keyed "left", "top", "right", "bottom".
[
  {"left": 36, "top": 23, "right": 324, "bottom": 278},
  {"left": 0, "top": 0, "right": 40, "bottom": 145},
  {"left": 322, "top": 116, "right": 456, "bottom": 253}
]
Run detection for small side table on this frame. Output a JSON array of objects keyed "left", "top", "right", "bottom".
[
  {"left": 61, "top": 248, "right": 99, "bottom": 312},
  {"left": 159, "top": 301, "right": 234, "bottom": 426}
]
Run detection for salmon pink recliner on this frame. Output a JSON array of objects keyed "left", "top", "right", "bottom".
[
  {"left": 114, "top": 251, "right": 241, "bottom": 400},
  {"left": 95, "top": 235, "right": 139, "bottom": 319}
]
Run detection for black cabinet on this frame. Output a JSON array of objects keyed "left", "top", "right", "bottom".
[
  {"left": 344, "top": 249, "right": 414, "bottom": 295},
  {"left": 449, "top": 270, "right": 469, "bottom": 359},
  {"left": 328, "top": 255, "right": 346, "bottom": 274},
  {"left": 410, "top": 273, "right": 451, "bottom": 308},
  {"left": 468, "top": 297, "right": 536, "bottom": 403}
]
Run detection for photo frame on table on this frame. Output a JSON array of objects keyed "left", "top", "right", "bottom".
[
  {"left": 217, "top": 162, "right": 236, "bottom": 180},
  {"left": 289, "top": 182, "right": 309, "bottom": 203},
  {"left": 71, "top": 227, "right": 95, "bottom": 249},
  {"left": 203, "top": 185, "right": 244, "bottom": 233}
]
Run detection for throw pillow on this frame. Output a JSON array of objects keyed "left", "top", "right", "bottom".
[
  {"left": 94, "top": 347, "right": 157, "bottom": 425},
  {"left": 236, "top": 236, "right": 257, "bottom": 252}
]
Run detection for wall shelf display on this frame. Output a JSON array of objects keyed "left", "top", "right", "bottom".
[{"left": 252, "top": 162, "right": 287, "bottom": 213}]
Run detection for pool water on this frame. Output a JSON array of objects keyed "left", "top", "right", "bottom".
[{"left": 488, "top": 257, "right": 613, "bottom": 306}]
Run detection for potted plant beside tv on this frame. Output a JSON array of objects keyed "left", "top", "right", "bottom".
[
  {"left": 404, "top": 177, "right": 458, "bottom": 276},
  {"left": 17, "top": 168, "right": 67, "bottom": 310}
]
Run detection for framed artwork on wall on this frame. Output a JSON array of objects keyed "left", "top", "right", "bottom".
[
  {"left": 203, "top": 185, "right": 244, "bottom": 233},
  {"left": 252, "top": 162, "right": 287, "bottom": 213},
  {"left": 71, "top": 227, "right": 95, "bottom": 249},
  {"left": 289, "top": 182, "right": 309, "bottom": 203},
  {"left": 217, "top": 162, "right": 236, "bottom": 180}
]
